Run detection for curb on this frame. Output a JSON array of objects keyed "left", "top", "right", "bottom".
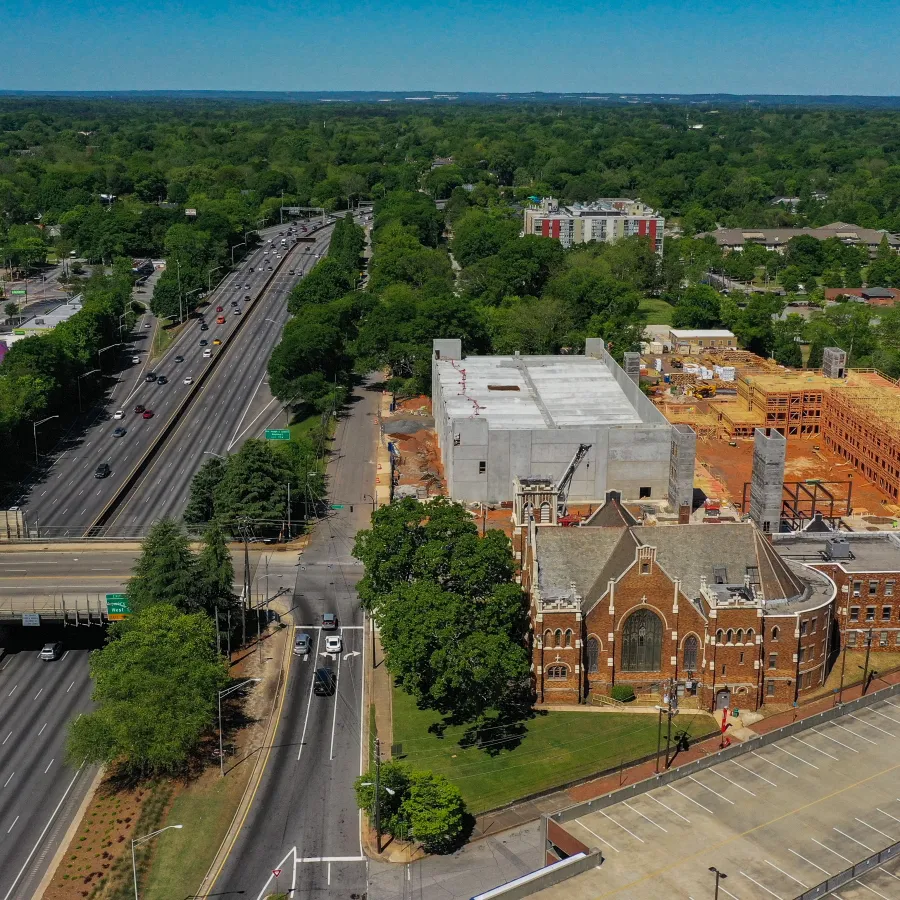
[{"left": 196, "top": 599, "right": 296, "bottom": 896}]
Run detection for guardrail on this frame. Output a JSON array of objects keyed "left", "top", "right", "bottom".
[
  {"left": 85, "top": 224, "right": 333, "bottom": 536},
  {"left": 796, "top": 838, "right": 900, "bottom": 898}
]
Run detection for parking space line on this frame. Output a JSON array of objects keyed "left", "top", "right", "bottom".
[
  {"left": 668, "top": 784, "right": 714, "bottom": 814},
  {"left": 708, "top": 767, "right": 755, "bottom": 796},
  {"left": 740, "top": 871, "right": 783, "bottom": 898},
  {"left": 855, "top": 817, "right": 894, "bottom": 841},
  {"left": 597, "top": 809, "right": 645, "bottom": 843},
  {"left": 772, "top": 744, "right": 819, "bottom": 769},
  {"left": 688, "top": 774, "right": 736, "bottom": 803},
  {"left": 791, "top": 735, "right": 838, "bottom": 760},
  {"left": 622, "top": 800, "right": 667, "bottom": 832},
  {"left": 833, "top": 826, "right": 874, "bottom": 853},
  {"left": 877, "top": 807, "right": 900, "bottom": 825},
  {"left": 575, "top": 819, "right": 619, "bottom": 854},
  {"left": 789, "top": 848, "right": 831, "bottom": 876},
  {"left": 812, "top": 727, "right": 859, "bottom": 752},
  {"left": 811, "top": 837, "right": 853, "bottom": 865},
  {"left": 731, "top": 760, "right": 777, "bottom": 786},
  {"left": 752, "top": 750, "right": 799, "bottom": 777},
  {"left": 857, "top": 881, "right": 891, "bottom": 899},
  {"left": 849, "top": 714, "right": 894, "bottom": 737},
  {"left": 765, "top": 859, "right": 808, "bottom": 889},
  {"left": 719, "top": 886, "right": 742, "bottom": 900},
  {"left": 870, "top": 708, "right": 900, "bottom": 726},
  {"left": 647, "top": 792, "right": 690, "bottom": 823},
  {"left": 832, "top": 721, "right": 878, "bottom": 745},
  {"left": 878, "top": 866, "right": 900, "bottom": 881}
]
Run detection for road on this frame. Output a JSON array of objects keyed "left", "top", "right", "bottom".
[
  {"left": 19, "top": 223, "right": 325, "bottom": 536},
  {"left": 0, "top": 625, "right": 101, "bottom": 900},
  {"left": 211, "top": 375, "right": 379, "bottom": 899}
]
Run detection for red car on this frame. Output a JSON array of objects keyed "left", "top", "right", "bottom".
[
  {"left": 133, "top": 404, "right": 145, "bottom": 414},
  {"left": 216, "top": 305, "right": 224, "bottom": 312},
  {"left": 142, "top": 410, "right": 154, "bottom": 420}
]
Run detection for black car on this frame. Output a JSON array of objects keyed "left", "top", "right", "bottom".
[
  {"left": 200, "top": 322, "right": 209, "bottom": 331},
  {"left": 199, "top": 339, "right": 208, "bottom": 347},
  {"left": 174, "top": 355, "right": 184, "bottom": 363},
  {"left": 94, "top": 463, "right": 111, "bottom": 478},
  {"left": 145, "top": 372, "right": 157, "bottom": 383},
  {"left": 314, "top": 667, "right": 336, "bottom": 696},
  {"left": 157, "top": 375, "right": 168, "bottom": 385},
  {"left": 112, "top": 427, "right": 127, "bottom": 438}
]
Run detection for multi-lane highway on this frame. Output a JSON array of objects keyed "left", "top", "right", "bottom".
[
  {"left": 210, "top": 374, "right": 378, "bottom": 899},
  {"left": 0, "top": 625, "right": 100, "bottom": 900},
  {"left": 20, "top": 223, "right": 329, "bottom": 536}
]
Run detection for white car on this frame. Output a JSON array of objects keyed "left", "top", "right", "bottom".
[
  {"left": 113, "top": 409, "right": 124, "bottom": 420},
  {"left": 324, "top": 635, "right": 342, "bottom": 654},
  {"left": 131, "top": 355, "right": 140, "bottom": 364},
  {"left": 202, "top": 349, "right": 212, "bottom": 358},
  {"left": 183, "top": 376, "right": 193, "bottom": 385},
  {"left": 143, "top": 322, "right": 151, "bottom": 329}
]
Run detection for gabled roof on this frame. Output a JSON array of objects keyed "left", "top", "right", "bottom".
[
  {"left": 534, "top": 527, "right": 627, "bottom": 600},
  {"left": 582, "top": 493, "right": 639, "bottom": 527}
]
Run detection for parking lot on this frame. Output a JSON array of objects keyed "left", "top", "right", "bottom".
[{"left": 535, "top": 697, "right": 900, "bottom": 899}]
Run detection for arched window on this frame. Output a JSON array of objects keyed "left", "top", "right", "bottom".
[
  {"left": 683, "top": 635, "right": 698, "bottom": 671},
  {"left": 726, "top": 629, "right": 734, "bottom": 644},
  {"left": 736, "top": 629, "right": 744, "bottom": 644},
  {"left": 540, "top": 502, "right": 552, "bottom": 523},
  {"left": 771, "top": 626, "right": 779, "bottom": 641},
  {"left": 546, "top": 664, "right": 568, "bottom": 680},
  {"left": 586, "top": 637, "right": 600, "bottom": 674},
  {"left": 716, "top": 629, "right": 724, "bottom": 644},
  {"left": 543, "top": 630, "right": 552, "bottom": 648},
  {"left": 554, "top": 629, "right": 562, "bottom": 648},
  {"left": 564, "top": 629, "right": 573, "bottom": 648},
  {"left": 621, "top": 609, "right": 663, "bottom": 672},
  {"left": 746, "top": 628, "right": 755, "bottom": 643}
]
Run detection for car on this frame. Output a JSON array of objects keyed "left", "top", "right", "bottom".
[
  {"left": 94, "top": 463, "right": 111, "bottom": 479},
  {"left": 134, "top": 404, "right": 145, "bottom": 414},
  {"left": 131, "top": 355, "right": 140, "bottom": 364},
  {"left": 244, "top": 294, "right": 251, "bottom": 300},
  {"left": 293, "top": 633, "right": 312, "bottom": 656},
  {"left": 143, "top": 322, "right": 151, "bottom": 329},
  {"left": 244, "top": 283, "right": 251, "bottom": 288},
  {"left": 40, "top": 642, "right": 63, "bottom": 661},
  {"left": 145, "top": 373, "right": 157, "bottom": 383},
  {"left": 325, "top": 635, "right": 342, "bottom": 655},
  {"left": 216, "top": 306, "right": 224, "bottom": 312},
  {"left": 200, "top": 322, "right": 209, "bottom": 331},
  {"left": 142, "top": 410, "right": 154, "bottom": 419},
  {"left": 199, "top": 339, "right": 208, "bottom": 346},
  {"left": 268, "top": 238, "right": 273, "bottom": 243},
  {"left": 231, "top": 299, "right": 238, "bottom": 306},
  {"left": 174, "top": 355, "right": 184, "bottom": 363},
  {"left": 288, "top": 269, "right": 295, "bottom": 275},
  {"left": 263, "top": 250, "right": 269, "bottom": 255},
  {"left": 112, "top": 427, "right": 127, "bottom": 438},
  {"left": 233, "top": 308, "right": 240, "bottom": 315},
  {"left": 314, "top": 667, "right": 336, "bottom": 696},
  {"left": 322, "top": 612, "right": 337, "bottom": 630},
  {"left": 183, "top": 376, "right": 193, "bottom": 385},
  {"left": 212, "top": 338, "right": 221, "bottom": 345},
  {"left": 113, "top": 409, "right": 124, "bottom": 420},
  {"left": 203, "top": 348, "right": 212, "bottom": 358},
  {"left": 248, "top": 267, "right": 254, "bottom": 273},
  {"left": 216, "top": 315, "right": 225, "bottom": 324},
  {"left": 279, "top": 231, "right": 284, "bottom": 235},
  {"left": 156, "top": 375, "right": 168, "bottom": 385}
]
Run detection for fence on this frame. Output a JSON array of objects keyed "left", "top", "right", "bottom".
[
  {"left": 797, "top": 838, "right": 900, "bottom": 898},
  {"left": 0, "top": 594, "right": 110, "bottom": 623}
]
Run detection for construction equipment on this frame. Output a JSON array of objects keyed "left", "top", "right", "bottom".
[
  {"left": 556, "top": 443, "right": 592, "bottom": 519},
  {"left": 690, "top": 384, "right": 717, "bottom": 399},
  {"left": 670, "top": 357, "right": 684, "bottom": 369}
]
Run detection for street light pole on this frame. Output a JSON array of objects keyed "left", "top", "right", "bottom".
[
  {"left": 207, "top": 265, "right": 222, "bottom": 293},
  {"left": 32, "top": 415, "right": 60, "bottom": 465},
  {"left": 132, "top": 825, "right": 183, "bottom": 900},
  {"left": 709, "top": 867, "right": 727, "bottom": 900},
  {"left": 230, "top": 242, "right": 246, "bottom": 267},
  {"left": 97, "top": 342, "right": 124, "bottom": 373},
  {"left": 363, "top": 493, "right": 377, "bottom": 515},
  {"left": 76, "top": 368, "right": 100, "bottom": 413}
]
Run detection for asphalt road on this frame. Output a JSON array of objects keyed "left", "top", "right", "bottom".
[
  {"left": 19, "top": 223, "right": 321, "bottom": 536},
  {"left": 212, "top": 375, "right": 380, "bottom": 899},
  {"left": 105, "top": 227, "right": 336, "bottom": 531},
  {"left": 0, "top": 625, "right": 101, "bottom": 900}
]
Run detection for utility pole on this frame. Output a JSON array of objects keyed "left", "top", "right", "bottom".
[
  {"left": 374, "top": 737, "right": 382, "bottom": 853},
  {"left": 861, "top": 626, "right": 874, "bottom": 695},
  {"left": 655, "top": 703, "right": 664, "bottom": 773},
  {"left": 837, "top": 633, "right": 849, "bottom": 704},
  {"left": 664, "top": 679, "right": 675, "bottom": 768},
  {"left": 286, "top": 483, "right": 291, "bottom": 540}
]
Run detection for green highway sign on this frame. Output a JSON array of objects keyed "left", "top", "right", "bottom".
[
  {"left": 10, "top": 290, "right": 26, "bottom": 296},
  {"left": 330, "top": 504, "right": 345, "bottom": 510},
  {"left": 265, "top": 429, "right": 291, "bottom": 441},
  {"left": 106, "top": 594, "right": 131, "bottom": 619}
]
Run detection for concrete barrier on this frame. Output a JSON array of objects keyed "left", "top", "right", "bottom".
[{"left": 468, "top": 849, "right": 602, "bottom": 900}]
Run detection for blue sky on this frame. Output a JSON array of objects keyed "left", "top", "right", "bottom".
[{"left": 3, "top": 0, "right": 898, "bottom": 94}]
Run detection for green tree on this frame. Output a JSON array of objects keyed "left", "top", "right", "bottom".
[
  {"left": 213, "top": 439, "right": 293, "bottom": 529},
  {"left": 354, "top": 760, "right": 411, "bottom": 836},
  {"left": 183, "top": 456, "right": 226, "bottom": 526},
  {"left": 671, "top": 284, "right": 722, "bottom": 329},
  {"left": 401, "top": 771, "right": 467, "bottom": 853},
  {"left": 127, "top": 519, "right": 199, "bottom": 613},
  {"left": 196, "top": 520, "right": 235, "bottom": 617},
  {"left": 67, "top": 604, "right": 228, "bottom": 777},
  {"left": 450, "top": 209, "right": 520, "bottom": 268}
]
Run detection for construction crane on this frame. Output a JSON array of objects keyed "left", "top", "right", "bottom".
[{"left": 556, "top": 443, "right": 592, "bottom": 519}]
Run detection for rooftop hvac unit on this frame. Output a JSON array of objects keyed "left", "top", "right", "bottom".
[{"left": 825, "top": 538, "right": 852, "bottom": 560}]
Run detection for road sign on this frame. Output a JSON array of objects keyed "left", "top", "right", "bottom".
[
  {"left": 10, "top": 290, "right": 26, "bottom": 296},
  {"left": 106, "top": 594, "right": 131, "bottom": 619},
  {"left": 265, "top": 429, "right": 291, "bottom": 441},
  {"left": 330, "top": 504, "right": 344, "bottom": 510},
  {"left": 22, "top": 613, "right": 40, "bottom": 627},
  {"left": 272, "top": 869, "right": 282, "bottom": 877}
]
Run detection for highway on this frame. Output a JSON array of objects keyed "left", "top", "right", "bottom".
[
  {"left": 211, "top": 375, "right": 378, "bottom": 899},
  {"left": 19, "top": 223, "right": 324, "bottom": 536},
  {"left": 0, "top": 625, "right": 100, "bottom": 900}
]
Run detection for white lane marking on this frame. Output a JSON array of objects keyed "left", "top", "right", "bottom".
[
  {"left": 879, "top": 866, "right": 900, "bottom": 881},
  {"left": 791, "top": 735, "right": 838, "bottom": 760},
  {"left": 752, "top": 750, "right": 799, "bottom": 777},
  {"left": 812, "top": 727, "right": 858, "bottom": 752},
  {"left": 877, "top": 807, "right": 900, "bottom": 825},
  {"left": 66, "top": 681, "right": 75, "bottom": 694},
  {"left": 3, "top": 772, "right": 13, "bottom": 787},
  {"left": 44, "top": 758, "right": 54, "bottom": 773},
  {"left": 870, "top": 708, "right": 900, "bottom": 726},
  {"left": 731, "top": 760, "right": 777, "bottom": 786},
  {"left": 740, "top": 871, "right": 782, "bottom": 899},
  {"left": 688, "top": 774, "right": 735, "bottom": 804},
  {"left": 772, "top": 744, "right": 819, "bottom": 769},
  {"left": 329, "top": 630, "right": 343, "bottom": 761},
  {"left": 38, "top": 723, "right": 47, "bottom": 736},
  {"left": 788, "top": 848, "right": 830, "bottom": 875},
  {"left": 708, "top": 767, "right": 755, "bottom": 796},
  {"left": 765, "top": 859, "right": 807, "bottom": 888},
  {"left": 811, "top": 837, "right": 853, "bottom": 865},
  {"left": 7, "top": 684, "right": 17, "bottom": 698},
  {"left": 849, "top": 713, "right": 895, "bottom": 737},
  {"left": 597, "top": 809, "right": 645, "bottom": 843},
  {"left": 574, "top": 820, "right": 620, "bottom": 853},
  {"left": 7, "top": 816, "right": 19, "bottom": 833},
  {"left": 297, "top": 629, "right": 323, "bottom": 760},
  {"left": 622, "top": 800, "right": 667, "bottom": 832},
  {"left": 646, "top": 792, "right": 690, "bottom": 823},
  {"left": 33, "top": 688, "right": 43, "bottom": 700},
  {"left": 855, "top": 817, "right": 894, "bottom": 841},
  {"left": 833, "top": 827, "right": 873, "bottom": 853},
  {"left": 1, "top": 732, "right": 10, "bottom": 745},
  {"left": 857, "top": 882, "right": 891, "bottom": 899},
  {"left": 831, "top": 721, "right": 877, "bottom": 745}
]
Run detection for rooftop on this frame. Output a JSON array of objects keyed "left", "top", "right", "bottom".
[
  {"left": 699, "top": 222, "right": 900, "bottom": 247},
  {"left": 774, "top": 532, "right": 900, "bottom": 573},
  {"left": 435, "top": 354, "right": 644, "bottom": 430},
  {"left": 669, "top": 328, "right": 735, "bottom": 339}
]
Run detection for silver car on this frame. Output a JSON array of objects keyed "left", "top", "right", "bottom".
[{"left": 294, "top": 633, "right": 312, "bottom": 656}]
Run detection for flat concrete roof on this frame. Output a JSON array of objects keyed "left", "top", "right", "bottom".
[
  {"left": 775, "top": 532, "right": 900, "bottom": 574},
  {"left": 669, "top": 328, "right": 735, "bottom": 339},
  {"left": 435, "top": 355, "right": 644, "bottom": 430}
]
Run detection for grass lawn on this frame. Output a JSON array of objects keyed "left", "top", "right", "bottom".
[
  {"left": 640, "top": 296, "right": 675, "bottom": 325},
  {"left": 392, "top": 687, "right": 717, "bottom": 814},
  {"left": 801, "top": 649, "right": 900, "bottom": 704},
  {"left": 150, "top": 317, "right": 178, "bottom": 361}
]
